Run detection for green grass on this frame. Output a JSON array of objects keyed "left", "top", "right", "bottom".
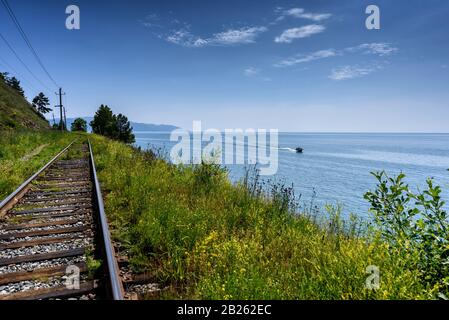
[
  {"left": 0, "top": 131, "right": 76, "bottom": 199},
  {"left": 0, "top": 80, "right": 50, "bottom": 131},
  {"left": 1, "top": 130, "right": 438, "bottom": 299},
  {"left": 90, "top": 134, "right": 433, "bottom": 300}
]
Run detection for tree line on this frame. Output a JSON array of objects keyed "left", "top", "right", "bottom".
[
  {"left": 62, "top": 106, "right": 134, "bottom": 144},
  {"left": 88, "top": 105, "right": 135, "bottom": 144},
  {"left": 2, "top": 71, "right": 135, "bottom": 144},
  {"left": 70, "top": 105, "right": 135, "bottom": 144}
]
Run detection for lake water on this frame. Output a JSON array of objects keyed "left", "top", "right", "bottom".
[{"left": 134, "top": 132, "right": 449, "bottom": 218}]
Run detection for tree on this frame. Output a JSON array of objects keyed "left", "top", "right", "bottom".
[
  {"left": 71, "top": 118, "right": 87, "bottom": 132},
  {"left": 6, "top": 76, "right": 24, "bottom": 96},
  {"left": 90, "top": 105, "right": 135, "bottom": 144},
  {"left": 0, "top": 72, "right": 9, "bottom": 83},
  {"left": 90, "top": 105, "right": 116, "bottom": 136},
  {"left": 32, "top": 92, "right": 52, "bottom": 114},
  {"left": 115, "top": 114, "right": 135, "bottom": 144}
]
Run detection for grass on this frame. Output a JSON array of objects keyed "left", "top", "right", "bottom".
[
  {"left": 0, "top": 79, "right": 50, "bottom": 131},
  {"left": 0, "top": 130, "right": 76, "bottom": 199},
  {"left": 1, "top": 130, "right": 441, "bottom": 299},
  {"left": 90, "top": 134, "right": 434, "bottom": 300}
]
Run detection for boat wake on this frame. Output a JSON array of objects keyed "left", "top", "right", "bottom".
[{"left": 279, "top": 147, "right": 298, "bottom": 153}]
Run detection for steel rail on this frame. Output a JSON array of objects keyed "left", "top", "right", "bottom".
[
  {"left": 0, "top": 140, "right": 76, "bottom": 215},
  {"left": 88, "top": 140, "right": 124, "bottom": 300}
]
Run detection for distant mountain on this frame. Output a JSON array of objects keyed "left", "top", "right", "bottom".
[
  {"left": 130, "top": 122, "right": 178, "bottom": 132},
  {"left": 51, "top": 117, "right": 178, "bottom": 132}
]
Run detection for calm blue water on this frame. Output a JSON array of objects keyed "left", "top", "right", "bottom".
[{"left": 134, "top": 132, "right": 449, "bottom": 217}]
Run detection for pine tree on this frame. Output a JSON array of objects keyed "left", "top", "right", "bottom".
[
  {"left": 6, "top": 76, "right": 24, "bottom": 96},
  {"left": 116, "top": 114, "right": 135, "bottom": 144},
  {"left": 90, "top": 105, "right": 116, "bottom": 136},
  {"left": 0, "top": 72, "right": 9, "bottom": 83},
  {"left": 32, "top": 92, "right": 52, "bottom": 114}
]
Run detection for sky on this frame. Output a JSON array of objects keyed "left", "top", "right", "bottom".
[{"left": 0, "top": 0, "right": 448, "bottom": 132}]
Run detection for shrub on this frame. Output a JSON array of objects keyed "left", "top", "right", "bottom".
[{"left": 365, "top": 171, "right": 449, "bottom": 298}]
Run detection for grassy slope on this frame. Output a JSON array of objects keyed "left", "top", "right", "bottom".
[
  {"left": 0, "top": 131, "right": 76, "bottom": 199},
  {"left": 91, "top": 135, "right": 429, "bottom": 300},
  {"left": 0, "top": 80, "right": 50, "bottom": 130}
]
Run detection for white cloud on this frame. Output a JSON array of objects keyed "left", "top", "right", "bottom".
[
  {"left": 244, "top": 67, "right": 260, "bottom": 76},
  {"left": 141, "top": 14, "right": 160, "bottom": 28},
  {"left": 166, "top": 29, "right": 195, "bottom": 46},
  {"left": 329, "top": 65, "right": 381, "bottom": 81},
  {"left": 166, "top": 26, "right": 267, "bottom": 47},
  {"left": 275, "top": 43, "right": 398, "bottom": 67},
  {"left": 285, "top": 8, "right": 332, "bottom": 21},
  {"left": 243, "top": 67, "right": 271, "bottom": 81},
  {"left": 275, "top": 25, "right": 325, "bottom": 43},
  {"left": 347, "top": 43, "right": 398, "bottom": 56},
  {"left": 213, "top": 27, "right": 268, "bottom": 45},
  {"left": 275, "top": 49, "right": 337, "bottom": 67}
]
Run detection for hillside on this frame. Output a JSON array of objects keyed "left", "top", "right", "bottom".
[{"left": 0, "top": 80, "right": 50, "bottom": 130}]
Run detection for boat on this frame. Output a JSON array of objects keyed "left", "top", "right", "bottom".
[{"left": 295, "top": 147, "right": 304, "bottom": 153}]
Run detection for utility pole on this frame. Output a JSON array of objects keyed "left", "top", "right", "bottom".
[
  {"left": 55, "top": 88, "right": 66, "bottom": 131},
  {"left": 52, "top": 113, "right": 55, "bottom": 126},
  {"left": 63, "top": 106, "right": 67, "bottom": 130}
]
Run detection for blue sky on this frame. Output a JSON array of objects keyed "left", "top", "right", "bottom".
[{"left": 0, "top": 0, "right": 448, "bottom": 132}]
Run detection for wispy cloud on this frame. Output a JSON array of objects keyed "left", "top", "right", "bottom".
[
  {"left": 329, "top": 65, "right": 382, "bottom": 81},
  {"left": 275, "top": 49, "right": 337, "bottom": 67},
  {"left": 284, "top": 8, "right": 332, "bottom": 22},
  {"left": 212, "top": 27, "right": 268, "bottom": 45},
  {"left": 274, "top": 7, "right": 332, "bottom": 23},
  {"left": 243, "top": 67, "right": 271, "bottom": 81},
  {"left": 275, "top": 25, "right": 325, "bottom": 43},
  {"left": 347, "top": 43, "right": 398, "bottom": 56},
  {"left": 166, "top": 26, "right": 267, "bottom": 47},
  {"left": 275, "top": 43, "right": 398, "bottom": 67},
  {"left": 244, "top": 67, "right": 260, "bottom": 76},
  {"left": 140, "top": 14, "right": 163, "bottom": 28}
]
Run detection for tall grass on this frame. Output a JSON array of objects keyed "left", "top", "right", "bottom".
[{"left": 90, "top": 135, "right": 432, "bottom": 300}]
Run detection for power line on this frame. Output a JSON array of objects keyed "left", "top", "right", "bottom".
[
  {"left": 0, "top": 53, "right": 40, "bottom": 93},
  {"left": 0, "top": 32, "right": 53, "bottom": 91},
  {"left": 1, "top": 0, "right": 59, "bottom": 88}
]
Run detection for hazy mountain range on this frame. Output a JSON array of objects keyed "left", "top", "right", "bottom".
[{"left": 51, "top": 117, "right": 178, "bottom": 132}]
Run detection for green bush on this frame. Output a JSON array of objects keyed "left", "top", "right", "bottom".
[{"left": 365, "top": 171, "right": 449, "bottom": 298}]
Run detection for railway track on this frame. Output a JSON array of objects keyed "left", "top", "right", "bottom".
[{"left": 0, "top": 140, "right": 124, "bottom": 300}]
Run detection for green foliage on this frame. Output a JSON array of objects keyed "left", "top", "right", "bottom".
[
  {"left": 32, "top": 92, "right": 52, "bottom": 114},
  {"left": 90, "top": 135, "right": 429, "bottom": 300},
  {"left": 90, "top": 105, "right": 115, "bottom": 136},
  {"left": 115, "top": 113, "right": 135, "bottom": 144},
  {"left": 71, "top": 117, "right": 87, "bottom": 132},
  {"left": 85, "top": 248, "right": 103, "bottom": 279},
  {"left": 90, "top": 105, "right": 135, "bottom": 144},
  {"left": 365, "top": 171, "right": 449, "bottom": 297},
  {"left": 5, "top": 76, "right": 24, "bottom": 97}
]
